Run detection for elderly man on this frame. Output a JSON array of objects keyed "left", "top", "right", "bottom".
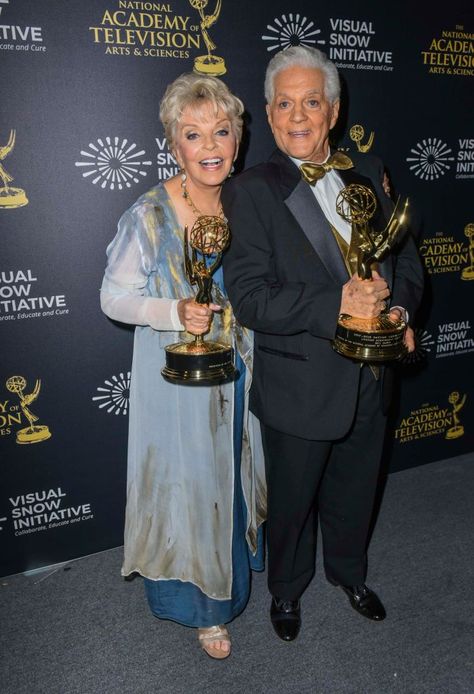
[{"left": 222, "top": 46, "right": 423, "bottom": 641}]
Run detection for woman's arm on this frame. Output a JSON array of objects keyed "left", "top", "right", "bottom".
[{"left": 100, "top": 204, "right": 184, "bottom": 331}]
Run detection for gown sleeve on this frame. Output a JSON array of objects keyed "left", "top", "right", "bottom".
[{"left": 100, "top": 204, "right": 185, "bottom": 331}]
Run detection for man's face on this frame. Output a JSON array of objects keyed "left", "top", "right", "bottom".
[{"left": 266, "top": 65, "right": 340, "bottom": 163}]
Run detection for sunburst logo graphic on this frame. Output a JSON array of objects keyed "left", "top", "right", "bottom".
[
  {"left": 262, "top": 14, "right": 325, "bottom": 52},
  {"left": 406, "top": 138, "right": 454, "bottom": 181},
  {"left": 75, "top": 137, "right": 152, "bottom": 191},
  {"left": 401, "top": 329, "right": 435, "bottom": 364},
  {"left": 92, "top": 372, "right": 130, "bottom": 415}
]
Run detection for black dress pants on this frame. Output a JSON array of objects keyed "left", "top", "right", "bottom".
[{"left": 261, "top": 365, "right": 387, "bottom": 601}]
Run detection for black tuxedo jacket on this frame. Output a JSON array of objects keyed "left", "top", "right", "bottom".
[{"left": 222, "top": 150, "right": 424, "bottom": 441}]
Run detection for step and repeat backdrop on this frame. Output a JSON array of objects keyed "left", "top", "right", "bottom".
[{"left": 1, "top": 0, "right": 472, "bottom": 576}]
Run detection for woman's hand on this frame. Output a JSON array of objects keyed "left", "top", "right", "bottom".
[{"left": 177, "top": 298, "right": 221, "bottom": 335}]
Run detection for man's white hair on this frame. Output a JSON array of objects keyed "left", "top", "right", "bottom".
[{"left": 264, "top": 46, "right": 341, "bottom": 104}]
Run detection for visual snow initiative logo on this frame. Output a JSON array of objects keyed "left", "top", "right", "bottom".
[
  {"left": 406, "top": 138, "right": 455, "bottom": 180},
  {"left": 400, "top": 328, "right": 435, "bottom": 364},
  {"left": 75, "top": 137, "right": 152, "bottom": 191},
  {"left": 262, "top": 13, "right": 325, "bottom": 52},
  {"left": 92, "top": 372, "right": 130, "bottom": 415}
]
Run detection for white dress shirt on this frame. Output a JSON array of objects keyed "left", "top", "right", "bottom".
[
  {"left": 291, "top": 155, "right": 352, "bottom": 244},
  {"left": 291, "top": 154, "right": 408, "bottom": 321}
]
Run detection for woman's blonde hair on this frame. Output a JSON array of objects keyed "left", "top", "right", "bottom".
[{"left": 159, "top": 72, "right": 244, "bottom": 151}]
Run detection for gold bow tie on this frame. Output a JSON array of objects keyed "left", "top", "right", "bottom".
[{"left": 300, "top": 152, "right": 354, "bottom": 185}]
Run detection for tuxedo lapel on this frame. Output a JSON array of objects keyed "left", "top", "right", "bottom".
[
  {"left": 271, "top": 150, "right": 396, "bottom": 287},
  {"left": 269, "top": 151, "right": 350, "bottom": 284},
  {"left": 284, "top": 180, "right": 349, "bottom": 284}
]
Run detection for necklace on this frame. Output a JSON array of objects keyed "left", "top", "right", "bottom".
[
  {"left": 180, "top": 172, "right": 231, "bottom": 265},
  {"left": 181, "top": 172, "right": 227, "bottom": 222}
]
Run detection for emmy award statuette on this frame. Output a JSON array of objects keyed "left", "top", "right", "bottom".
[
  {"left": 332, "top": 184, "right": 409, "bottom": 362},
  {"left": 0, "top": 130, "right": 28, "bottom": 209},
  {"left": 161, "top": 216, "right": 236, "bottom": 385},
  {"left": 189, "top": 0, "right": 226, "bottom": 76},
  {"left": 6, "top": 376, "right": 52, "bottom": 444}
]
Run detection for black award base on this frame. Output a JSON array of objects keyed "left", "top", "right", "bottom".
[{"left": 162, "top": 340, "right": 236, "bottom": 386}]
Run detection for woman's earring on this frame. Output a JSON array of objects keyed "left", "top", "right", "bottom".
[
  {"left": 180, "top": 169, "right": 187, "bottom": 198},
  {"left": 228, "top": 165, "right": 235, "bottom": 179}
]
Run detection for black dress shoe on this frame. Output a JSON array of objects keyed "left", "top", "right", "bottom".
[
  {"left": 333, "top": 583, "right": 386, "bottom": 621},
  {"left": 270, "top": 597, "right": 301, "bottom": 641}
]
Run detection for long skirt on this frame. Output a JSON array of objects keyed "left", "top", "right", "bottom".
[{"left": 143, "top": 352, "right": 264, "bottom": 627}]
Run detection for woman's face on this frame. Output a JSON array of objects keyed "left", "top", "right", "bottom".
[{"left": 173, "top": 101, "right": 238, "bottom": 190}]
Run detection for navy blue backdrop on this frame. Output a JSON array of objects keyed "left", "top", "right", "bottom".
[{"left": 1, "top": 0, "right": 472, "bottom": 576}]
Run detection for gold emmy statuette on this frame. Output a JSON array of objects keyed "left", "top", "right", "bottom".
[
  {"left": 189, "top": 0, "right": 226, "bottom": 76},
  {"left": 461, "top": 223, "right": 474, "bottom": 280},
  {"left": 349, "top": 124, "right": 375, "bottom": 153},
  {"left": 0, "top": 130, "right": 29, "bottom": 209},
  {"left": 6, "top": 376, "right": 52, "bottom": 444},
  {"left": 332, "top": 184, "right": 409, "bottom": 362},
  {"left": 445, "top": 391, "right": 466, "bottom": 439},
  {"left": 161, "top": 216, "right": 236, "bottom": 385}
]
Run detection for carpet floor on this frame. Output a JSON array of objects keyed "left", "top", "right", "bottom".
[{"left": 2, "top": 453, "right": 473, "bottom": 694}]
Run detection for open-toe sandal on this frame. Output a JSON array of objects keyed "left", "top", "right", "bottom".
[{"left": 197, "top": 624, "right": 231, "bottom": 660}]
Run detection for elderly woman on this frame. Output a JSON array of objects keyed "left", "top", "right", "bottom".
[{"left": 100, "top": 74, "right": 265, "bottom": 659}]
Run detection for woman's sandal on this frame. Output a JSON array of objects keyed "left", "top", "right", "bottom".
[{"left": 197, "top": 624, "right": 231, "bottom": 660}]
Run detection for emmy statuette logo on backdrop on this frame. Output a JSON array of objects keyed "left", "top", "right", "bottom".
[
  {"left": 349, "top": 124, "right": 375, "bottom": 153},
  {"left": 332, "top": 184, "right": 409, "bottom": 362},
  {"left": 461, "top": 223, "right": 474, "bottom": 280},
  {"left": 0, "top": 130, "right": 28, "bottom": 209},
  {"left": 445, "top": 391, "right": 467, "bottom": 440},
  {"left": 189, "top": 0, "right": 226, "bottom": 76},
  {"left": 5, "top": 376, "right": 51, "bottom": 444}
]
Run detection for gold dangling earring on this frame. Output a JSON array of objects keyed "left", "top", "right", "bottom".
[
  {"left": 180, "top": 169, "right": 188, "bottom": 199},
  {"left": 180, "top": 170, "right": 202, "bottom": 217}
]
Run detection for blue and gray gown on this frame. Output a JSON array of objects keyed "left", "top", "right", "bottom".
[{"left": 100, "top": 183, "right": 266, "bottom": 626}]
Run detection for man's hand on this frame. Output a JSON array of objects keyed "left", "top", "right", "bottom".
[
  {"left": 389, "top": 308, "right": 415, "bottom": 352},
  {"left": 340, "top": 270, "right": 390, "bottom": 319},
  {"left": 177, "top": 298, "right": 221, "bottom": 335}
]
